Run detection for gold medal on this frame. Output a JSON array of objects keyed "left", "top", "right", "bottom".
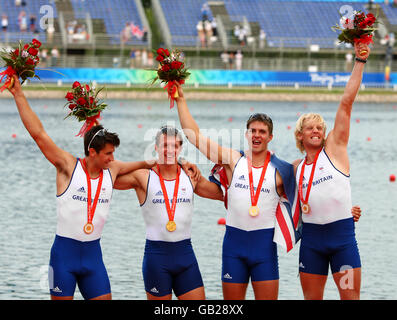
[
  {"left": 166, "top": 220, "right": 176, "bottom": 232},
  {"left": 249, "top": 205, "right": 259, "bottom": 217},
  {"left": 301, "top": 203, "right": 311, "bottom": 214},
  {"left": 83, "top": 222, "right": 94, "bottom": 234}
]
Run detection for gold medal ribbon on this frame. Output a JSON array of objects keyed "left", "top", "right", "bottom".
[
  {"left": 81, "top": 159, "right": 103, "bottom": 234},
  {"left": 157, "top": 164, "right": 180, "bottom": 232},
  {"left": 298, "top": 149, "right": 322, "bottom": 214},
  {"left": 247, "top": 151, "right": 271, "bottom": 216}
]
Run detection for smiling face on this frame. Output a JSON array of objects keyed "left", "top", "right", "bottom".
[
  {"left": 295, "top": 113, "right": 327, "bottom": 153},
  {"left": 90, "top": 142, "right": 115, "bottom": 169},
  {"left": 245, "top": 120, "right": 273, "bottom": 154},
  {"left": 155, "top": 133, "right": 182, "bottom": 165}
]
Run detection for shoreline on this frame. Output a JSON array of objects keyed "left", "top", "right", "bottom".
[{"left": 1, "top": 87, "right": 397, "bottom": 102}]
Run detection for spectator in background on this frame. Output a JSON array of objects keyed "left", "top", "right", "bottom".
[
  {"left": 121, "top": 22, "right": 131, "bottom": 43},
  {"left": 201, "top": 2, "right": 209, "bottom": 21},
  {"left": 204, "top": 19, "right": 213, "bottom": 46},
  {"left": 50, "top": 47, "right": 59, "bottom": 67},
  {"left": 135, "top": 49, "right": 142, "bottom": 68},
  {"left": 18, "top": 11, "right": 28, "bottom": 32},
  {"left": 40, "top": 48, "right": 48, "bottom": 68},
  {"left": 129, "top": 49, "right": 136, "bottom": 68},
  {"left": 211, "top": 18, "right": 218, "bottom": 38},
  {"left": 259, "top": 29, "right": 266, "bottom": 49},
  {"left": 1, "top": 14, "right": 8, "bottom": 32},
  {"left": 197, "top": 20, "right": 205, "bottom": 47},
  {"left": 228, "top": 52, "right": 235, "bottom": 69},
  {"left": 147, "top": 51, "right": 154, "bottom": 67},
  {"left": 30, "top": 14, "right": 37, "bottom": 33},
  {"left": 235, "top": 50, "right": 243, "bottom": 70},
  {"left": 142, "top": 26, "right": 148, "bottom": 42},
  {"left": 142, "top": 49, "right": 148, "bottom": 67},
  {"left": 15, "top": 0, "right": 22, "bottom": 7},
  {"left": 221, "top": 51, "right": 229, "bottom": 69}
]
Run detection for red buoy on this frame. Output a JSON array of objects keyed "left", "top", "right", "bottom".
[
  {"left": 390, "top": 174, "right": 396, "bottom": 182},
  {"left": 217, "top": 217, "right": 226, "bottom": 225},
  {"left": 11, "top": 133, "right": 17, "bottom": 139}
]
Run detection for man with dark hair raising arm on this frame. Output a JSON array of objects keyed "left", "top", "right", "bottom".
[{"left": 8, "top": 75, "right": 157, "bottom": 300}]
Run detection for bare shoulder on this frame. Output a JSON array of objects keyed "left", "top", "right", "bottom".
[
  {"left": 292, "top": 158, "right": 303, "bottom": 168},
  {"left": 292, "top": 158, "right": 303, "bottom": 175}
]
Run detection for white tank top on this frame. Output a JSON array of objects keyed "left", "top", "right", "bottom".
[
  {"left": 141, "top": 168, "right": 194, "bottom": 242},
  {"left": 296, "top": 148, "right": 352, "bottom": 225},
  {"left": 56, "top": 159, "right": 113, "bottom": 241},
  {"left": 226, "top": 156, "right": 280, "bottom": 231}
]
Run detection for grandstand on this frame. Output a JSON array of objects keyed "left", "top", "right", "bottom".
[{"left": 0, "top": 0, "right": 396, "bottom": 74}]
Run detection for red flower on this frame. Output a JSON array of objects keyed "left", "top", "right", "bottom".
[
  {"left": 366, "top": 13, "right": 376, "bottom": 26},
  {"left": 28, "top": 47, "right": 38, "bottom": 56},
  {"left": 161, "top": 64, "right": 170, "bottom": 72},
  {"left": 77, "top": 97, "right": 87, "bottom": 106},
  {"left": 179, "top": 79, "right": 185, "bottom": 84},
  {"left": 68, "top": 104, "right": 76, "bottom": 110},
  {"left": 26, "top": 58, "right": 35, "bottom": 65},
  {"left": 72, "top": 81, "right": 81, "bottom": 88},
  {"left": 156, "top": 48, "right": 170, "bottom": 57},
  {"left": 65, "top": 92, "right": 74, "bottom": 101},
  {"left": 32, "top": 39, "right": 42, "bottom": 48},
  {"left": 156, "top": 55, "right": 165, "bottom": 62},
  {"left": 171, "top": 61, "right": 182, "bottom": 70},
  {"left": 24, "top": 44, "right": 29, "bottom": 50},
  {"left": 85, "top": 84, "right": 90, "bottom": 92}
]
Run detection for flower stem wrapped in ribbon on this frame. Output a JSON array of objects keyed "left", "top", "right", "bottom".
[
  {"left": 64, "top": 81, "right": 108, "bottom": 137},
  {"left": 0, "top": 38, "right": 42, "bottom": 92},
  {"left": 332, "top": 10, "right": 378, "bottom": 55},
  {"left": 151, "top": 48, "right": 190, "bottom": 108}
]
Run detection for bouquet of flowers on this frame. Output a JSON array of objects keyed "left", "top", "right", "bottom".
[
  {"left": 64, "top": 81, "right": 108, "bottom": 137},
  {"left": 332, "top": 10, "right": 377, "bottom": 51},
  {"left": 152, "top": 48, "right": 190, "bottom": 108},
  {"left": 0, "top": 39, "right": 41, "bottom": 92}
]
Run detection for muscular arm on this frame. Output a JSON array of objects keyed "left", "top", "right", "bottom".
[
  {"left": 8, "top": 75, "right": 74, "bottom": 171},
  {"left": 325, "top": 43, "right": 369, "bottom": 174},
  {"left": 194, "top": 175, "right": 224, "bottom": 201},
  {"left": 113, "top": 169, "right": 143, "bottom": 190},
  {"left": 326, "top": 43, "right": 369, "bottom": 151},
  {"left": 110, "top": 159, "right": 156, "bottom": 179}
]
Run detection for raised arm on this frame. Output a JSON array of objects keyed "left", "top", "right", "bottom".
[
  {"left": 8, "top": 75, "right": 74, "bottom": 171},
  {"left": 174, "top": 83, "right": 241, "bottom": 170},
  {"left": 327, "top": 43, "right": 370, "bottom": 148}
]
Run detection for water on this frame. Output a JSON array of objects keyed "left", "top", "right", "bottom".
[{"left": 0, "top": 97, "right": 396, "bottom": 300}]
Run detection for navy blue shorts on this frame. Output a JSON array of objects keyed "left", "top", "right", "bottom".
[
  {"left": 222, "top": 226, "right": 279, "bottom": 283},
  {"left": 49, "top": 235, "right": 111, "bottom": 299},
  {"left": 299, "top": 217, "right": 361, "bottom": 275},
  {"left": 142, "top": 239, "right": 204, "bottom": 297}
]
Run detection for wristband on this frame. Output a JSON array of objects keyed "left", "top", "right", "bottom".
[{"left": 355, "top": 57, "right": 367, "bottom": 64}]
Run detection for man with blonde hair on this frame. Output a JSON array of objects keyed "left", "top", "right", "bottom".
[{"left": 292, "top": 42, "right": 369, "bottom": 300}]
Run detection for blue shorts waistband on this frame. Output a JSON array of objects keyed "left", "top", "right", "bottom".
[
  {"left": 54, "top": 235, "right": 101, "bottom": 247},
  {"left": 302, "top": 217, "right": 355, "bottom": 236},
  {"left": 144, "top": 238, "right": 193, "bottom": 255}
]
